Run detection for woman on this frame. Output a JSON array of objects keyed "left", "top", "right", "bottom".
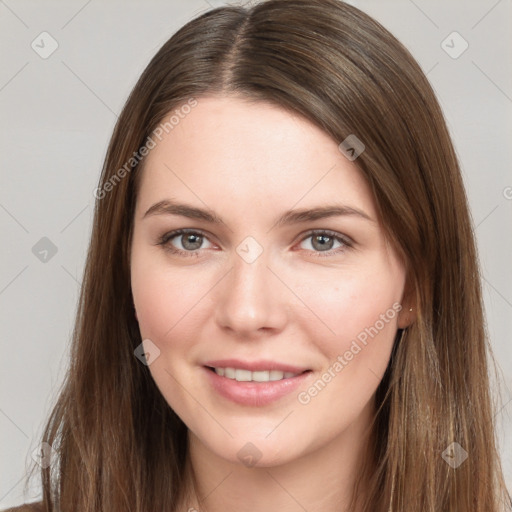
[{"left": 6, "top": 0, "right": 510, "bottom": 510}]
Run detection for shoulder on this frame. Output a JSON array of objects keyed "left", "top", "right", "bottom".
[{"left": 1, "top": 502, "right": 44, "bottom": 512}]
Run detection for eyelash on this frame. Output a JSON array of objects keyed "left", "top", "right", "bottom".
[{"left": 156, "top": 228, "right": 353, "bottom": 258}]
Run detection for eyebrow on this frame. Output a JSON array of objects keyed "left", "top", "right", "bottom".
[{"left": 142, "top": 199, "right": 375, "bottom": 226}]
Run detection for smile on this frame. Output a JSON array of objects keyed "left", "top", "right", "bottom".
[
  {"left": 203, "top": 366, "right": 313, "bottom": 406},
  {"left": 210, "top": 367, "right": 302, "bottom": 382}
]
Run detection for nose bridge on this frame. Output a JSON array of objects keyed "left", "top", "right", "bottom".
[{"left": 215, "top": 241, "right": 287, "bottom": 335}]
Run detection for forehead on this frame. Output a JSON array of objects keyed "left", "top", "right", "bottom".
[{"left": 136, "top": 95, "right": 376, "bottom": 222}]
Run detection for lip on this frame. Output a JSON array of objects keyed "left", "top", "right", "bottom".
[
  {"left": 203, "top": 358, "right": 310, "bottom": 374},
  {"left": 203, "top": 365, "right": 312, "bottom": 406}
]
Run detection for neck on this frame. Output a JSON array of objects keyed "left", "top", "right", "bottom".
[{"left": 179, "top": 397, "right": 376, "bottom": 512}]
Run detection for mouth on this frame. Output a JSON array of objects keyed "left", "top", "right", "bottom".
[{"left": 202, "top": 364, "right": 313, "bottom": 406}]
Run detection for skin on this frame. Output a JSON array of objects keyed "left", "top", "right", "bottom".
[{"left": 130, "top": 95, "right": 414, "bottom": 512}]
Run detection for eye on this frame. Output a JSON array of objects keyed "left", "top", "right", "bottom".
[
  {"left": 157, "top": 229, "right": 214, "bottom": 257},
  {"left": 297, "top": 230, "right": 352, "bottom": 257},
  {"left": 156, "top": 228, "right": 353, "bottom": 258}
]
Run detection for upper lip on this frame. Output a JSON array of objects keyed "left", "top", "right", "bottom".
[{"left": 204, "top": 358, "right": 310, "bottom": 374}]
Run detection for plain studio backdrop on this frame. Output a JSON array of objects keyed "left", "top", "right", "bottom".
[{"left": 0, "top": 0, "right": 511, "bottom": 507}]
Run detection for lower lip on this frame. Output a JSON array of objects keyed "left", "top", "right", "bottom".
[{"left": 203, "top": 367, "right": 312, "bottom": 406}]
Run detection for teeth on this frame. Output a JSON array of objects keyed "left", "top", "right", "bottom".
[
  {"left": 213, "top": 367, "right": 301, "bottom": 382},
  {"left": 224, "top": 367, "right": 236, "bottom": 379},
  {"left": 235, "top": 369, "right": 252, "bottom": 381},
  {"left": 252, "top": 370, "right": 269, "bottom": 382},
  {"left": 269, "top": 370, "right": 284, "bottom": 381}
]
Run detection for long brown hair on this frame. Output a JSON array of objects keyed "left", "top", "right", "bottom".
[{"left": 20, "top": 0, "right": 510, "bottom": 510}]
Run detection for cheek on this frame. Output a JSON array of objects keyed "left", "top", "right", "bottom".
[
  {"left": 293, "top": 262, "right": 403, "bottom": 415},
  {"left": 296, "top": 265, "right": 403, "bottom": 347},
  {"left": 131, "top": 252, "right": 208, "bottom": 342},
  {"left": 131, "top": 255, "right": 211, "bottom": 415},
  {"left": 293, "top": 278, "right": 401, "bottom": 425}
]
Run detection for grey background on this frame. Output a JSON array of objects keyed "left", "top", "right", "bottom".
[{"left": 1, "top": 0, "right": 511, "bottom": 507}]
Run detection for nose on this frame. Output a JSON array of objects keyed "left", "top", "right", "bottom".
[{"left": 214, "top": 248, "right": 289, "bottom": 338}]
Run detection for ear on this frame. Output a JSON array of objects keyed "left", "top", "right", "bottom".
[
  {"left": 397, "top": 272, "right": 416, "bottom": 329},
  {"left": 397, "top": 304, "right": 415, "bottom": 329}
]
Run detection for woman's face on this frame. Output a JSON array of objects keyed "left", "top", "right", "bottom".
[{"left": 130, "top": 95, "right": 409, "bottom": 467}]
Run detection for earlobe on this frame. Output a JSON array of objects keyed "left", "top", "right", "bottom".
[{"left": 398, "top": 305, "right": 415, "bottom": 329}]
